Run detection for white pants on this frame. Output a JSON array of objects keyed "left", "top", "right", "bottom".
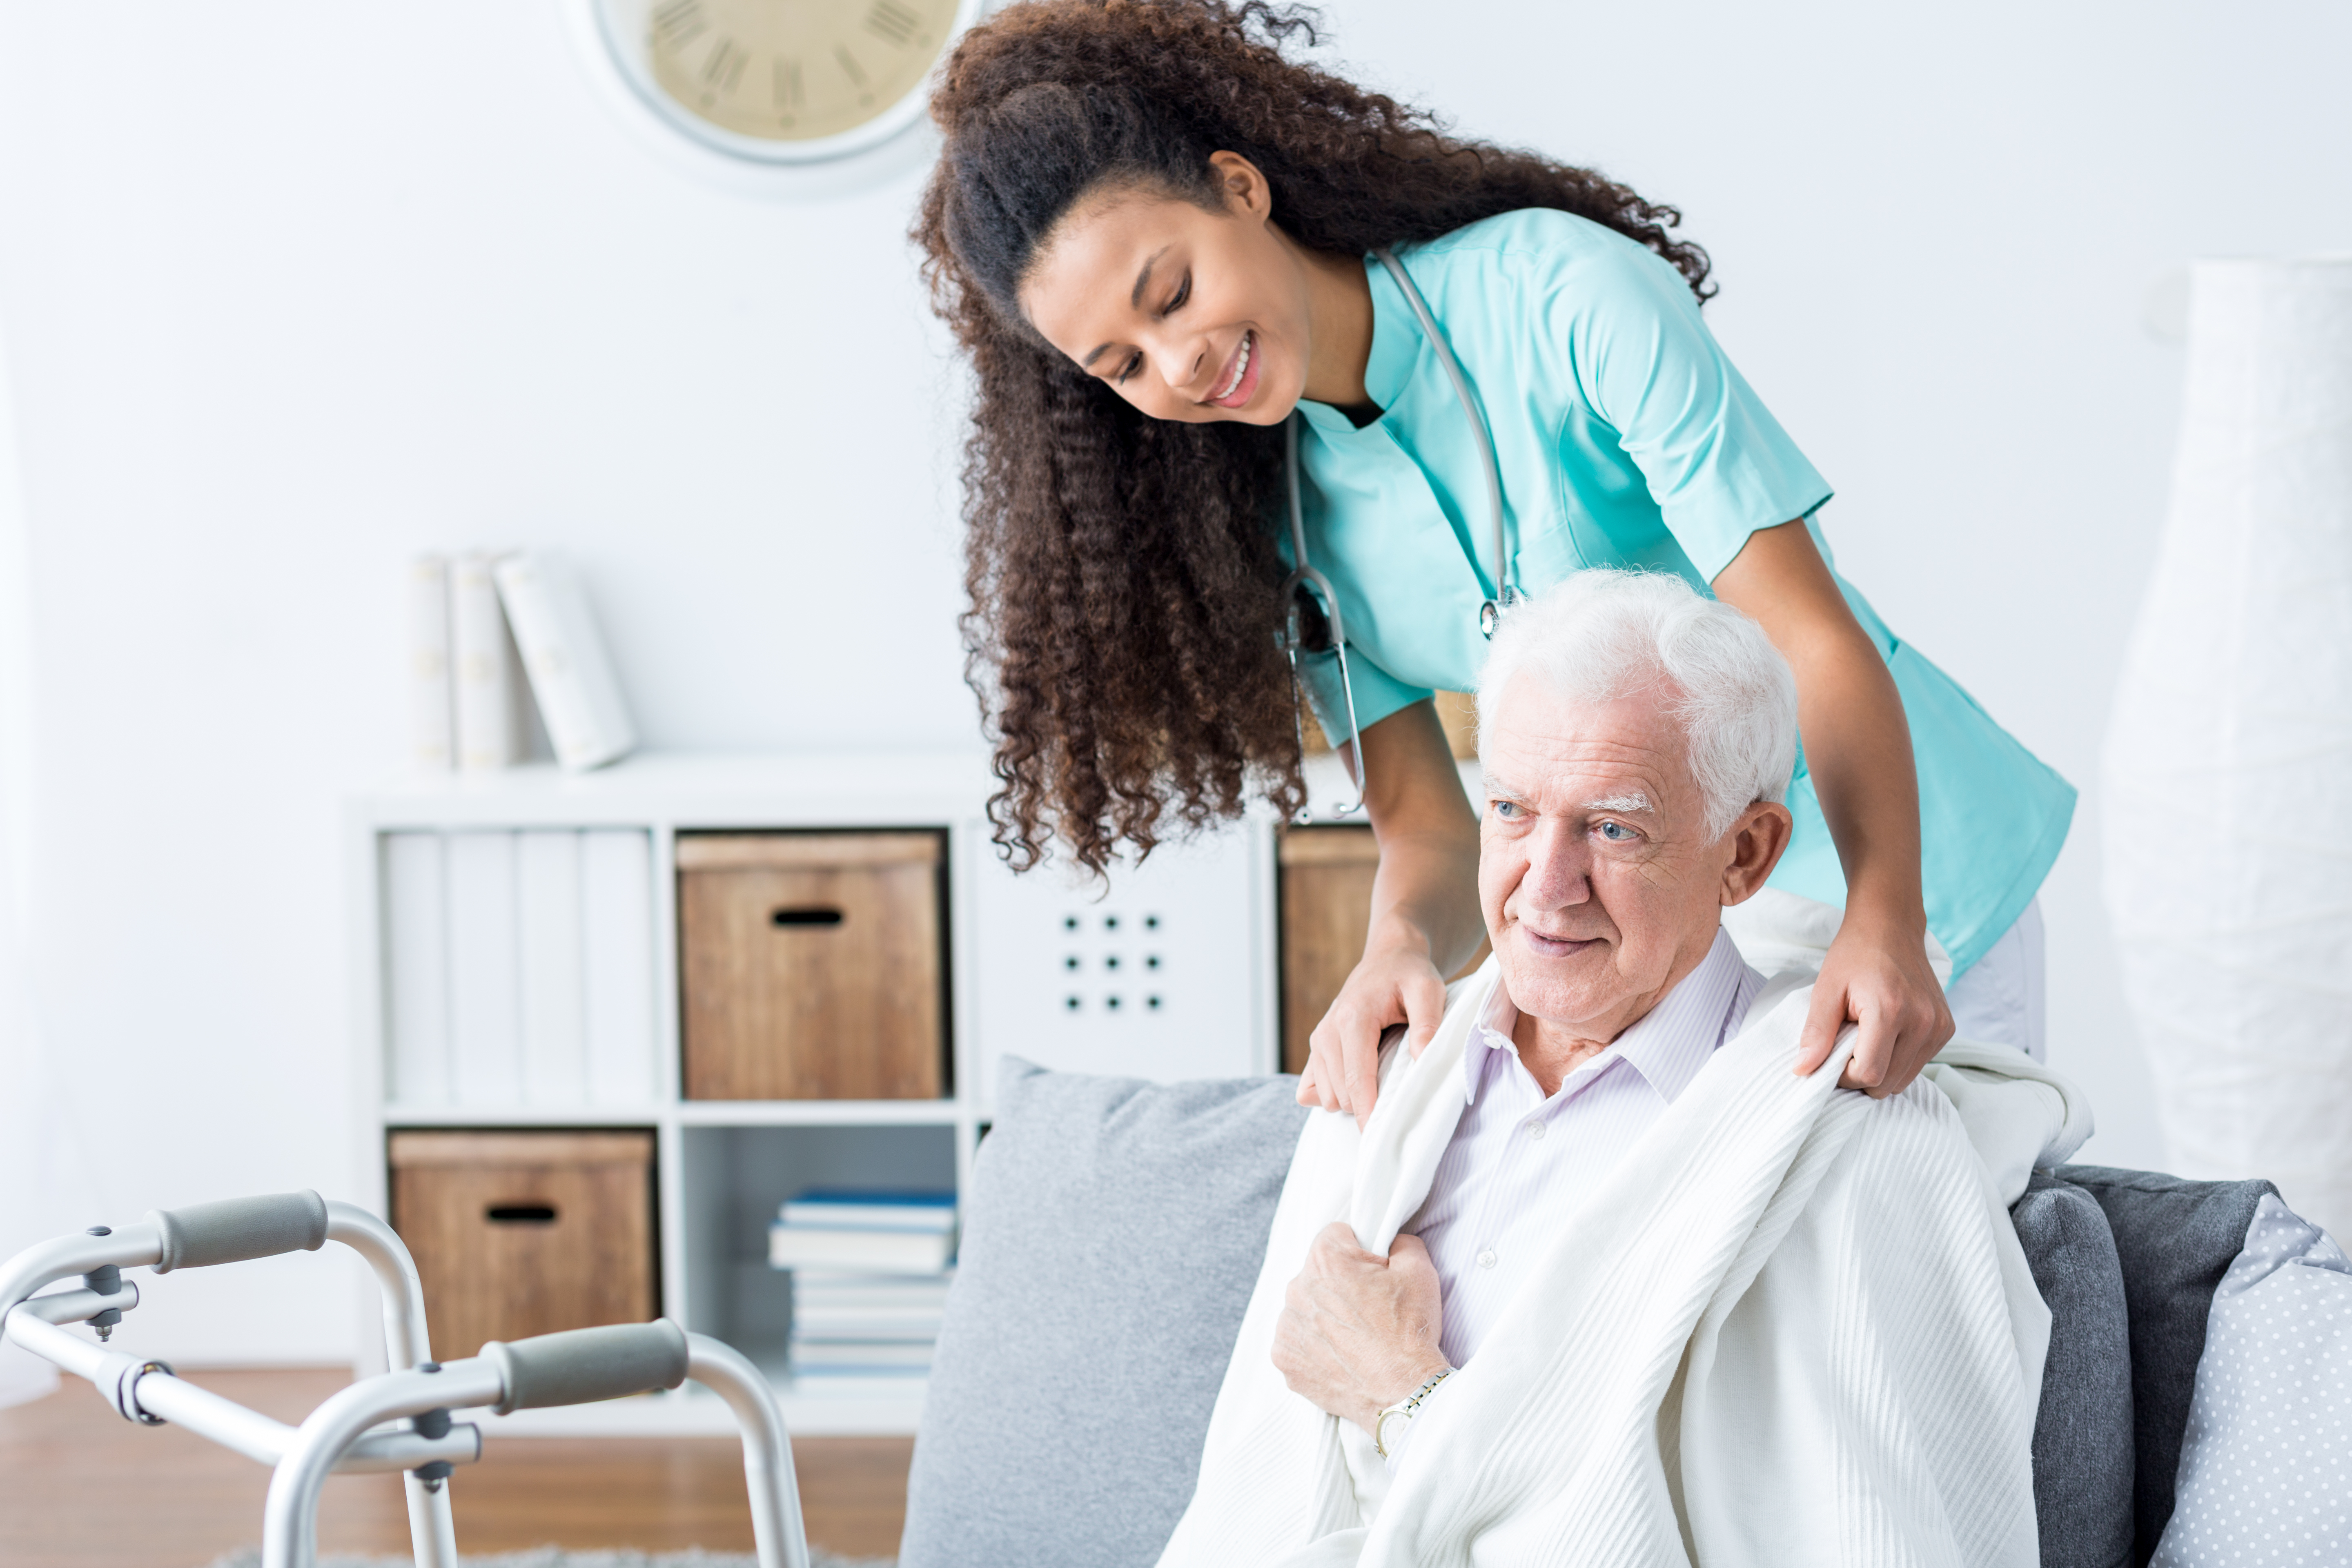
[{"left": 1945, "top": 898, "right": 2046, "bottom": 1062}]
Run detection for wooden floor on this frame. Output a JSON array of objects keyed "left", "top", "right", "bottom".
[{"left": 0, "top": 1368, "right": 911, "bottom": 1568}]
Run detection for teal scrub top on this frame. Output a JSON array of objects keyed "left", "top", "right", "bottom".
[{"left": 1287, "top": 208, "right": 2074, "bottom": 978}]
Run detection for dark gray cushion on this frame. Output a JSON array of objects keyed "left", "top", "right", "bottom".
[
  {"left": 898, "top": 1059, "right": 1309, "bottom": 1568},
  {"left": 2056, "top": 1163, "right": 2277, "bottom": 1566},
  {"left": 2011, "top": 1170, "right": 2136, "bottom": 1568}
]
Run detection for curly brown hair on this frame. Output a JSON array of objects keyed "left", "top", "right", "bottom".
[{"left": 915, "top": 0, "right": 1713, "bottom": 873}]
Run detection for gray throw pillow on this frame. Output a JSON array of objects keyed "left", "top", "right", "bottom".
[
  {"left": 2056, "top": 1164, "right": 2277, "bottom": 1565},
  {"left": 898, "top": 1059, "right": 1310, "bottom": 1568},
  {"left": 2011, "top": 1170, "right": 2136, "bottom": 1568}
]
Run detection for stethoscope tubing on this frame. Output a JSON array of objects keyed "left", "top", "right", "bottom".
[
  {"left": 1282, "top": 246, "right": 1515, "bottom": 820},
  {"left": 1371, "top": 247, "right": 1515, "bottom": 623}
]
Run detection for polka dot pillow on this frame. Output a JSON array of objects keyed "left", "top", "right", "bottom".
[{"left": 2152, "top": 1195, "right": 2350, "bottom": 1565}]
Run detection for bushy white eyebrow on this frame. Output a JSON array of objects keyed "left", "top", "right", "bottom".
[{"left": 1583, "top": 792, "right": 1653, "bottom": 814}]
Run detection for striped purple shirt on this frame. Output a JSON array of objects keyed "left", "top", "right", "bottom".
[{"left": 1408, "top": 927, "right": 1764, "bottom": 1368}]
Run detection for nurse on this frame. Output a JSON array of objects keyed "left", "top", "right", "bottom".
[{"left": 915, "top": 0, "right": 2073, "bottom": 1118}]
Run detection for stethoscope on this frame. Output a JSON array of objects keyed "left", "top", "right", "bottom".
[{"left": 1280, "top": 246, "right": 1519, "bottom": 819}]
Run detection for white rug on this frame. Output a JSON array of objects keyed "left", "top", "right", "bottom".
[{"left": 203, "top": 1550, "right": 891, "bottom": 1568}]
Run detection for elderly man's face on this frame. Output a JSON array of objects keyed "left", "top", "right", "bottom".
[{"left": 1478, "top": 670, "right": 1783, "bottom": 1042}]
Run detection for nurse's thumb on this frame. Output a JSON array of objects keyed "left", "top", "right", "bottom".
[
  {"left": 1793, "top": 980, "right": 1845, "bottom": 1075},
  {"left": 1402, "top": 970, "right": 1447, "bottom": 1059}
]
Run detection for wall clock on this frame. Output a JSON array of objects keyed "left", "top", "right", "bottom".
[{"left": 576, "top": 0, "right": 985, "bottom": 184}]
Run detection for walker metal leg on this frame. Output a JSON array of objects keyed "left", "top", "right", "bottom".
[
  {"left": 263, "top": 1362, "right": 504, "bottom": 1568},
  {"left": 323, "top": 1202, "right": 457, "bottom": 1568},
  {"left": 403, "top": 1470, "right": 460, "bottom": 1568},
  {"left": 687, "top": 1333, "right": 811, "bottom": 1568}
]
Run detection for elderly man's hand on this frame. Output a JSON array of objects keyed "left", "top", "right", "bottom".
[{"left": 1271, "top": 1223, "right": 1452, "bottom": 1434}]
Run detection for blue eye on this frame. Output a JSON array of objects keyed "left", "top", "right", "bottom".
[
  {"left": 1597, "top": 820, "right": 1634, "bottom": 842},
  {"left": 1492, "top": 800, "right": 1522, "bottom": 820}
]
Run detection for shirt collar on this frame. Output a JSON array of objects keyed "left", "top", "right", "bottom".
[
  {"left": 1466, "top": 927, "right": 1763, "bottom": 1107},
  {"left": 1294, "top": 250, "right": 1423, "bottom": 438}
]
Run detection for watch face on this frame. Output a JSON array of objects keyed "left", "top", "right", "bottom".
[{"left": 631, "top": 0, "right": 964, "bottom": 145}]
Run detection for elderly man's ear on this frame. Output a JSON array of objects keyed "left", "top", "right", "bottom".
[{"left": 1719, "top": 801, "right": 1797, "bottom": 907}]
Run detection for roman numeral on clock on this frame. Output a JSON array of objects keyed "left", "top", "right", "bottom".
[
  {"left": 866, "top": 0, "right": 923, "bottom": 47},
  {"left": 701, "top": 36, "right": 747, "bottom": 95},
  {"left": 651, "top": 0, "right": 706, "bottom": 48}
]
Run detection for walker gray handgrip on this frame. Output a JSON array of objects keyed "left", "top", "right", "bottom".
[
  {"left": 481, "top": 1319, "right": 690, "bottom": 1414},
  {"left": 143, "top": 1190, "right": 331, "bottom": 1274}
]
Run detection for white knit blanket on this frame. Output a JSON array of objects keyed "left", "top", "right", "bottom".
[{"left": 1158, "top": 952, "right": 2091, "bottom": 1568}]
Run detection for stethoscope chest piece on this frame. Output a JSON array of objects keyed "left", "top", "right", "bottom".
[{"left": 1478, "top": 584, "right": 1524, "bottom": 641}]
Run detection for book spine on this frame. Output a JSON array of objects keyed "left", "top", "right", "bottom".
[
  {"left": 786, "top": 1341, "right": 934, "bottom": 1367},
  {"left": 407, "top": 556, "right": 454, "bottom": 772},
  {"left": 383, "top": 831, "right": 452, "bottom": 1105},
  {"left": 767, "top": 1228, "right": 954, "bottom": 1273},
  {"left": 790, "top": 1280, "right": 956, "bottom": 1303},
  {"left": 451, "top": 553, "right": 518, "bottom": 771},
  {"left": 447, "top": 830, "right": 523, "bottom": 1105},
  {"left": 493, "top": 551, "right": 636, "bottom": 773},
  {"left": 516, "top": 829, "right": 587, "bottom": 1105},
  {"left": 581, "top": 829, "right": 656, "bottom": 1104},
  {"left": 790, "top": 1316, "right": 945, "bottom": 1341},
  {"left": 780, "top": 1207, "right": 959, "bottom": 1232},
  {"left": 791, "top": 1292, "right": 956, "bottom": 1312}
]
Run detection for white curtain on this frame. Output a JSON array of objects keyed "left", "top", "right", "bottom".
[
  {"left": 0, "top": 323, "right": 62, "bottom": 1408},
  {"left": 2104, "top": 258, "right": 2352, "bottom": 1241}
]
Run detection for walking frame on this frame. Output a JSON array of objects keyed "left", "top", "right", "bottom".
[{"left": 1, "top": 1189, "right": 811, "bottom": 1568}]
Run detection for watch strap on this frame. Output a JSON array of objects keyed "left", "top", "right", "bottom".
[{"left": 1374, "top": 1366, "right": 1454, "bottom": 1459}]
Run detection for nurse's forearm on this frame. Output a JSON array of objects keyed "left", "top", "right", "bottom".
[
  {"left": 1354, "top": 702, "right": 1486, "bottom": 974},
  {"left": 1782, "top": 645, "right": 1923, "bottom": 928},
  {"left": 1719, "top": 521, "right": 1951, "bottom": 1092},
  {"left": 1303, "top": 702, "right": 1481, "bottom": 1116},
  {"left": 1714, "top": 521, "right": 1923, "bottom": 931}
]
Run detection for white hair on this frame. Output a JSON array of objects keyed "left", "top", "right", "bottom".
[{"left": 1474, "top": 569, "right": 1800, "bottom": 839}]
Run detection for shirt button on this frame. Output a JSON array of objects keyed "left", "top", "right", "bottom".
[
  {"left": 1524, "top": 1120, "right": 1546, "bottom": 1140},
  {"left": 1477, "top": 1249, "right": 1497, "bottom": 1269}
]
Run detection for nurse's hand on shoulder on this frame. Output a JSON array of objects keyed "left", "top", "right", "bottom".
[
  {"left": 1796, "top": 906, "right": 1953, "bottom": 1097},
  {"left": 1298, "top": 938, "right": 1449, "bottom": 1125},
  {"left": 1296, "top": 699, "right": 1484, "bottom": 1125}
]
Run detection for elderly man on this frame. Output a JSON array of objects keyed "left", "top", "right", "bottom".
[{"left": 1159, "top": 570, "right": 2082, "bottom": 1568}]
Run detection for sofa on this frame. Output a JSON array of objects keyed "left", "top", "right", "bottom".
[{"left": 897, "top": 1062, "right": 2350, "bottom": 1568}]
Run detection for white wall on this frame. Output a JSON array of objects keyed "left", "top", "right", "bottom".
[{"left": 0, "top": 0, "right": 2343, "bottom": 1362}]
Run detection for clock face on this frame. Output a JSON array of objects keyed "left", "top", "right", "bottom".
[{"left": 636, "top": 0, "right": 964, "bottom": 145}]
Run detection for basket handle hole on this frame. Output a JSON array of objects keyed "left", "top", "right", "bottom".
[
  {"left": 486, "top": 1204, "right": 558, "bottom": 1224},
  {"left": 771, "top": 906, "right": 844, "bottom": 928}
]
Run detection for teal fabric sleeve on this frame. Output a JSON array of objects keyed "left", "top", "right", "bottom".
[
  {"left": 1546, "top": 232, "right": 1834, "bottom": 581},
  {"left": 1762, "top": 649, "right": 2080, "bottom": 980},
  {"left": 1294, "top": 642, "right": 1432, "bottom": 747}
]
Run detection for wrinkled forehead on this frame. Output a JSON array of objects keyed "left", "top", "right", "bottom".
[{"left": 1481, "top": 670, "right": 1695, "bottom": 811}]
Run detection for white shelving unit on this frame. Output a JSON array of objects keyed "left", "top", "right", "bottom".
[{"left": 344, "top": 751, "right": 1287, "bottom": 1435}]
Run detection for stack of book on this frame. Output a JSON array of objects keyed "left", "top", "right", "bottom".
[
  {"left": 408, "top": 549, "right": 637, "bottom": 775},
  {"left": 768, "top": 1189, "right": 957, "bottom": 1387}
]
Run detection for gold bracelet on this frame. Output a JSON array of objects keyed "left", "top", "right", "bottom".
[{"left": 1374, "top": 1367, "right": 1454, "bottom": 1459}]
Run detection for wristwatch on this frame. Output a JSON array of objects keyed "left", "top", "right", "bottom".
[{"left": 1374, "top": 1367, "right": 1454, "bottom": 1459}]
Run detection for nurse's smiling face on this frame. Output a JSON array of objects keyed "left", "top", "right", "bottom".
[{"left": 1016, "top": 152, "right": 1371, "bottom": 426}]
